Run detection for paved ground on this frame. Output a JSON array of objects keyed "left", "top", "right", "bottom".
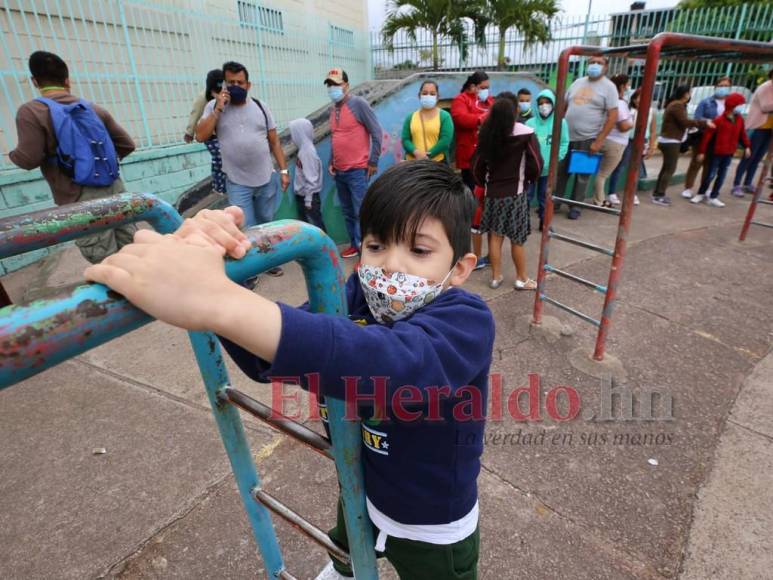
[{"left": 1, "top": 159, "right": 772, "bottom": 580}]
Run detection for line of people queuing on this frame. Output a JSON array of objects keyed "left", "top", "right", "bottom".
[{"left": 11, "top": 50, "right": 772, "bottom": 294}]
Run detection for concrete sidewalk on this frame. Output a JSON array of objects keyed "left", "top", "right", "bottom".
[{"left": 0, "top": 171, "right": 772, "bottom": 579}]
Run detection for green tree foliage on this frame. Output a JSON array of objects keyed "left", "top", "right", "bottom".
[
  {"left": 381, "top": 0, "right": 482, "bottom": 70},
  {"left": 475, "top": 0, "right": 561, "bottom": 70}
]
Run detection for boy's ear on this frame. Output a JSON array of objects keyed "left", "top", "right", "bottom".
[{"left": 448, "top": 252, "right": 478, "bottom": 287}]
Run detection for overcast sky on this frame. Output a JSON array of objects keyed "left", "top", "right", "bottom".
[{"left": 367, "top": 0, "right": 682, "bottom": 31}]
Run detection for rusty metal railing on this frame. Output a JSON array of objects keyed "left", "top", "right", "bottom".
[
  {"left": 533, "top": 33, "right": 773, "bottom": 361},
  {"left": 0, "top": 194, "right": 378, "bottom": 579}
]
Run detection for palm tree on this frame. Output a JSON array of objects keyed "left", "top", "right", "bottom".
[
  {"left": 477, "top": 0, "right": 561, "bottom": 71},
  {"left": 381, "top": 0, "right": 483, "bottom": 71}
]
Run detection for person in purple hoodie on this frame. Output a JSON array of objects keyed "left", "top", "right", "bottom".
[{"left": 84, "top": 160, "right": 495, "bottom": 580}]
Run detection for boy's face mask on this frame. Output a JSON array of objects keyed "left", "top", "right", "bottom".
[{"left": 357, "top": 264, "right": 454, "bottom": 324}]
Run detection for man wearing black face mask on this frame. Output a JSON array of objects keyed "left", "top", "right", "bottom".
[{"left": 196, "top": 61, "right": 289, "bottom": 276}]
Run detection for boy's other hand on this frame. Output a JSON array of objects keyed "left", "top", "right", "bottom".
[
  {"left": 84, "top": 230, "right": 232, "bottom": 331},
  {"left": 696, "top": 154, "right": 705, "bottom": 163},
  {"left": 175, "top": 207, "right": 252, "bottom": 259},
  {"left": 328, "top": 164, "right": 336, "bottom": 176},
  {"left": 744, "top": 148, "right": 752, "bottom": 158},
  {"left": 706, "top": 120, "right": 716, "bottom": 129}
]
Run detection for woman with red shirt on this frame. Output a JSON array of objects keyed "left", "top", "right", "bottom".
[{"left": 452, "top": 71, "right": 493, "bottom": 269}]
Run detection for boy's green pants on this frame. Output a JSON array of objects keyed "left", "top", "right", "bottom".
[{"left": 327, "top": 499, "right": 479, "bottom": 579}]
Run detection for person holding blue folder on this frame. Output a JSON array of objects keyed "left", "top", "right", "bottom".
[{"left": 554, "top": 56, "right": 619, "bottom": 220}]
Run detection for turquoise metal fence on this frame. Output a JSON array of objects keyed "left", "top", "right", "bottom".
[
  {"left": 0, "top": 195, "right": 378, "bottom": 579},
  {"left": 369, "top": 4, "right": 773, "bottom": 94},
  {"left": 0, "top": 0, "right": 370, "bottom": 169}
]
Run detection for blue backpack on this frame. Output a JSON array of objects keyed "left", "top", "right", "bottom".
[{"left": 35, "top": 97, "right": 120, "bottom": 187}]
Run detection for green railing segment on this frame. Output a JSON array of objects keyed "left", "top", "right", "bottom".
[
  {"left": 0, "top": 0, "right": 370, "bottom": 169},
  {"left": 369, "top": 3, "right": 773, "bottom": 97}
]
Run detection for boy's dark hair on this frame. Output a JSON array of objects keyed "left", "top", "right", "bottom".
[
  {"left": 360, "top": 160, "right": 474, "bottom": 264},
  {"left": 611, "top": 74, "right": 629, "bottom": 91},
  {"left": 223, "top": 61, "right": 249, "bottom": 81},
  {"left": 205, "top": 69, "right": 224, "bottom": 100},
  {"left": 477, "top": 97, "right": 516, "bottom": 165},
  {"left": 517, "top": 88, "right": 532, "bottom": 97},
  {"left": 29, "top": 51, "right": 68, "bottom": 86}
]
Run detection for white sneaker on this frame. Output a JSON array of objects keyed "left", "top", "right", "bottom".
[
  {"left": 707, "top": 197, "right": 726, "bottom": 208},
  {"left": 690, "top": 194, "right": 705, "bottom": 204},
  {"left": 634, "top": 195, "right": 640, "bottom": 206},
  {"left": 681, "top": 189, "right": 693, "bottom": 199},
  {"left": 608, "top": 193, "right": 621, "bottom": 205},
  {"left": 315, "top": 561, "right": 351, "bottom": 580}
]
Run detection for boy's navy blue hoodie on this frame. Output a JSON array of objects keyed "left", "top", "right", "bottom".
[{"left": 219, "top": 273, "right": 495, "bottom": 526}]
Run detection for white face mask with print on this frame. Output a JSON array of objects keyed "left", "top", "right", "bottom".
[{"left": 357, "top": 264, "right": 454, "bottom": 324}]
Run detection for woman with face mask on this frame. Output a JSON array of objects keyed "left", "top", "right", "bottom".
[
  {"left": 183, "top": 69, "right": 226, "bottom": 195},
  {"left": 401, "top": 81, "right": 454, "bottom": 162},
  {"left": 451, "top": 71, "right": 494, "bottom": 270},
  {"left": 681, "top": 77, "right": 733, "bottom": 199},
  {"left": 654, "top": 85, "right": 714, "bottom": 206}
]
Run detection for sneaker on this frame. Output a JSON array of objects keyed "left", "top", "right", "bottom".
[
  {"left": 315, "top": 561, "right": 352, "bottom": 580},
  {"left": 633, "top": 195, "right": 640, "bottom": 206},
  {"left": 690, "top": 194, "right": 705, "bottom": 204},
  {"left": 568, "top": 208, "right": 581, "bottom": 220},
  {"left": 743, "top": 185, "right": 756, "bottom": 194},
  {"left": 652, "top": 195, "right": 672, "bottom": 206},
  {"left": 266, "top": 266, "right": 284, "bottom": 277},
  {"left": 474, "top": 256, "right": 490, "bottom": 271},
  {"left": 340, "top": 246, "right": 359, "bottom": 259},
  {"left": 608, "top": 193, "right": 621, "bottom": 205},
  {"left": 680, "top": 188, "right": 693, "bottom": 199},
  {"left": 731, "top": 186, "right": 745, "bottom": 198},
  {"left": 707, "top": 197, "right": 726, "bottom": 208}
]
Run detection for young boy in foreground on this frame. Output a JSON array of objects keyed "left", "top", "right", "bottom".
[{"left": 85, "top": 160, "right": 495, "bottom": 580}]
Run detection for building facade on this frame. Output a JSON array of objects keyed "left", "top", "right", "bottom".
[{"left": 0, "top": 0, "right": 369, "bottom": 272}]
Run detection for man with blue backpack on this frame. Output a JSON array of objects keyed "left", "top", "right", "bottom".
[{"left": 10, "top": 51, "right": 136, "bottom": 264}]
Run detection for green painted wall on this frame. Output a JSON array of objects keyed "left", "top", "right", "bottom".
[{"left": 0, "top": 144, "right": 211, "bottom": 275}]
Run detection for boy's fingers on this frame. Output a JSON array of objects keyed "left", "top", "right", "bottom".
[
  {"left": 84, "top": 263, "right": 133, "bottom": 294},
  {"left": 223, "top": 206, "right": 246, "bottom": 228},
  {"left": 133, "top": 229, "right": 165, "bottom": 244},
  {"left": 184, "top": 233, "right": 228, "bottom": 256}
]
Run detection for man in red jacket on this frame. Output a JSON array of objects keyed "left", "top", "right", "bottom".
[
  {"left": 690, "top": 92, "right": 751, "bottom": 208},
  {"left": 451, "top": 71, "right": 493, "bottom": 269}
]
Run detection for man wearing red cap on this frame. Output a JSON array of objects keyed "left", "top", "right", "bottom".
[
  {"left": 691, "top": 92, "right": 751, "bottom": 207},
  {"left": 324, "top": 67, "right": 383, "bottom": 259}
]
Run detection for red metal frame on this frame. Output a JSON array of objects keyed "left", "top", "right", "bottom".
[
  {"left": 739, "top": 142, "right": 773, "bottom": 241},
  {"left": 533, "top": 33, "right": 773, "bottom": 361}
]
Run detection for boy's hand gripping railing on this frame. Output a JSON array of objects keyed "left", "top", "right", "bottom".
[{"left": 0, "top": 195, "right": 378, "bottom": 579}]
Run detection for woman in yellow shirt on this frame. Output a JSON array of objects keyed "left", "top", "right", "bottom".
[{"left": 401, "top": 81, "right": 454, "bottom": 162}]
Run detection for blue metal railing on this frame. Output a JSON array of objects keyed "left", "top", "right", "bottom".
[{"left": 0, "top": 194, "right": 378, "bottom": 579}]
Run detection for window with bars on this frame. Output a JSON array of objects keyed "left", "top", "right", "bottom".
[
  {"left": 238, "top": 1, "right": 284, "bottom": 34},
  {"left": 330, "top": 24, "right": 354, "bottom": 47}
]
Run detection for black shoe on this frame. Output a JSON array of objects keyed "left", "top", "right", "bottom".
[
  {"left": 266, "top": 266, "right": 284, "bottom": 277},
  {"left": 568, "top": 208, "right": 581, "bottom": 220},
  {"left": 538, "top": 218, "right": 544, "bottom": 232}
]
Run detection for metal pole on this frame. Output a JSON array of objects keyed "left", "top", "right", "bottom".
[
  {"left": 580, "top": 0, "right": 593, "bottom": 75},
  {"left": 118, "top": 0, "right": 153, "bottom": 147},
  {"left": 739, "top": 142, "right": 773, "bottom": 241},
  {"left": 592, "top": 36, "right": 663, "bottom": 361},
  {"left": 532, "top": 46, "right": 574, "bottom": 325}
]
